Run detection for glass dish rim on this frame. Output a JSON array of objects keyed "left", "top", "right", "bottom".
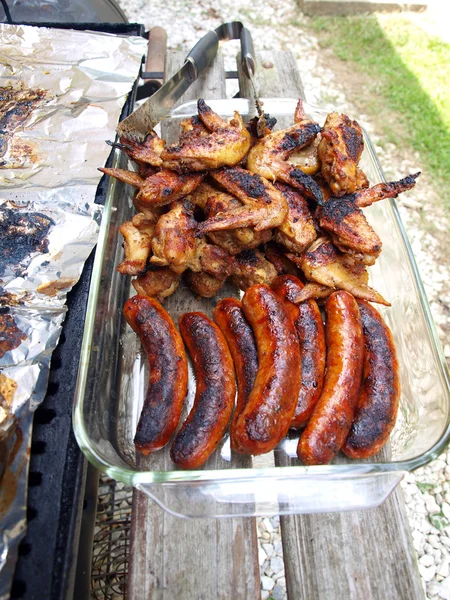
[{"left": 72, "top": 97, "right": 450, "bottom": 487}]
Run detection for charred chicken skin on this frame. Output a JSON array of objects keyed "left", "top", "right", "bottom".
[
  {"left": 231, "top": 249, "right": 278, "bottom": 291},
  {"left": 274, "top": 181, "right": 317, "bottom": 254},
  {"left": 192, "top": 182, "right": 271, "bottom": 255},
  {"left": 197, "top": 167, "right": 288, "bottom": 234},
  {"left": 247, "top": 101, "right": 322, "bottom": 202},
  {"left": 318, "top": 112, "right": 369, "bottom": 196},
  {"left": 161, "top": 99, "right": 251, "bottom": 171}
]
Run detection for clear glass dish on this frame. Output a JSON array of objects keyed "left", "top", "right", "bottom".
[{"left": 73, "top": 98, "right": 450, "bottom": 518}]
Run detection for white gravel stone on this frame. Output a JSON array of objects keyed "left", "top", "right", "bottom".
[
  {"left": 261, "top": 576, "right": 275, "bottom": 591},
  {"left": 271, "top": 556, "right": 284, "bottom": 574},
  {"left": 430, "top": 535, "right": 442, "bottom": 548},
  {"left": 438, "top": 559, "right": 450, "bottom": 579},
  {"left": 273, "top": 569, "right": 285, "bottom": 581},
  {"left": 438, "top": 576, "right": 450, "bottom": 600},
  {"left": 261, "top": 591, "right": 270, "bottom": 600},
  {"left": 419, "top": 563, "right": 437, "bottom": 582},
  {"left": 278, "top": 576, "right": 287, "bottom": 589},
  {"left": 420, "top": 554, "right": 435, "bottom": 568},
  {"left": 425, "top": 495, "right": 441, "bottom": 515},
  {"left": 272, "top": 584, "right": 286, "bottom": 600},
  {"left": 259, "top": 546, "right": 267, "bottom": 566},
  {"left": 263, "top": 518, "right": 274, "bottom": 533},
  {"left": 262, "top": 543, "right": 274, "bottom": 558}
]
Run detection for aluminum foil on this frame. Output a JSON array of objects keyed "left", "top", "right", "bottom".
[{"left": 0, "top": 23, "right": 146, "bottom": 597}]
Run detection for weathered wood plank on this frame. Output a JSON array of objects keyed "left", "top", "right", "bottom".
[
  {"left": 238, "top": 49, "right": 424, "bottom": 600},
  {"left": 127, "top": 50, "right": 260, "bottom": 600}
]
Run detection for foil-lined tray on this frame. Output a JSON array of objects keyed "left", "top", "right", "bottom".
[{"left": 0, "top": 23, "right": 146, "bottom": 598}]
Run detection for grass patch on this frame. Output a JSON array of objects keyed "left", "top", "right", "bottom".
[{"left": 307, "top": 14, "right": 450, "bottom": 198}]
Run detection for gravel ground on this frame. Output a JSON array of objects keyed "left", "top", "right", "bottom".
[{"left": 118, "top": 2, "right": 450, "bottom": 597}]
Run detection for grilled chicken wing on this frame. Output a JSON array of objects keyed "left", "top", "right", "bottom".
[
  {"left": 317, "top": 196, "right": 382, "bottom": 265},
  {"left": 179, "top": 115, "right": 209, "bottom": 143},
  {"left": 192, "top": 182, "right": 271, "bottom": 254},
  {"left": 117, "top": 213, "right": 156, "bottom": 275},
  {"left": 291, "top": 282, "right": 334, "bottom": 303},
  {"left": 150, "top": 199, "right": 231, "bottom": 277},
  {"left": 137, "top": 170, "right": 204, "bottom": 208},
  {"left": 231, "top": 249, "right": 278, "bottom": 291},
  {"left": 150, "top": 200, "right": 199, "bottom": 273},
  {"left": 184, "top": 270, "right": 227, "bottom": 298},
  {"left": 264, "top": 242, "right": 302, "bottom": 277},
  {"left": 352, "top": 172, "right": 420, "bottom": 207},
  {"left": 318, "top": 112, "right": 369, "bottom": 197},
  {"left": 292, "top": 237, "right": 390, "bottom": 305},
  {"left": 98, "top": 167, "right": 144, "bottom": 189},
  {"left": 198, "top": 167, "right": 288, "bottom": 234},
  {"left": 161, "top": 99, "right": 251, "bottom": 171},
  {"left": 316, "top": 173, "right": 420, "bottom": 265},
  {"left": 111, "top": 131, "right": 165, "bottom": 166},
  {"left": 132, "top": 267, "right": 182, "bottom": 302},
  {"left": 274, "top": 182, "right": 317, "bottom": 254},
  {"left": 247, "top": 104, "right": 322, "bottom": 202}
]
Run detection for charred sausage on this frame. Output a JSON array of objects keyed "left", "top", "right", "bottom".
[
  {"left": 271, "top": 275, "right": 326, "bottom": 428},
  {"left": 170, "top": 312, "right": 236, "bottom": 469},
  {"left": 123, "top": 295, "right": 188, "bottom": 455},
  {"left": 342, "top": 300, "right": 400, "bottom": 459},
  {"left": 232, "top": 284, "right": 302, "bottom": 455},
  {"left": 297, "top": 290, "right": 364, "bottom": 465},
  {"left": 213, "top": 298, "right": 258, "bottom": 439}
]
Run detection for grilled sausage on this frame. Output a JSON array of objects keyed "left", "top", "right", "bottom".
[
  {"left": 271, "top": 275, "right": 326, "bottom": 428},
  {"left": 297, "top": 290, "right": 364, "bottom": 465},
  {"left": 232, "top": 284, "right": 302, "bottom": 455},
  {"left": 170, "top": 312, "right": 236, "bottom": 469},
  {"left": 123, "top": 295, "right": 188, "bottom": 455},
  {"left": 213, "top": 298, "right": 258, "bottom": 439},
  {"left": 342, "top": 300, "right": 400, "bottom": 459}
]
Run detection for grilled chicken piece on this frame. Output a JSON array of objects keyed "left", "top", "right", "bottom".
[
  {"left": 161, "top": 99, "right": 251, "bottom": 171},
  {"left": 274, "top": 182, "right": 317, "bottom": 254},
  {"left": 247, "top": 102, "right": 322, "bottom": 202},
  {"left": 192, "top": 182, "right": 271, "bottom": 254},
  {"left": 137, "top": 170, "right": 204, "bottom": 208},
  {"left": 198, "top": 167, "right": 288, "bottom": 234},
  {"left": 132, "top": 267, "right": 182, "bottom": 302},
  {"left": 317, "top": 196, "right": 382, "bottom": 265},
  {"left": 117, "top": 213, "right": 156, "bottom": 275},
  {"left": 318, "top": 112, "right": 369, "bottom": 197},
  {"left": 292, "top": 282, "right": 333, "bottom": 303},
  {"left": 98, "top": 167, "right": 144, "bottom": 189},
  {"left": 264, "top": 242, "right": 302, "bottom": 276},
  {"left": 150, "top": 200, "right": 199, "bottom": 273},
  {"left": 184, "top": 270, "right": 227, "bottom": 298},
  {"left": 150, "top": 199, "right": 232, "bottom": 277},
  {"left": 231, "top": 249, "right": 278, "bottom": 291},
  {"left": 291, "top": 238, "right": 389, "bottom": 305},
  {"left": 179, "top": 115, "right": 209, "bottom": 143},
  {"left": 316, "top": 173, "right": 420, "bottom": 265},
  {"left": 352, "top": 172, "right": 420, "bottom": 207},
  {"left": 111, "top": 131, "right": 165, "bottom": 166}
]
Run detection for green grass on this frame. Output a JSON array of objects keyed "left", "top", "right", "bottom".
[{"left": 308, "top": 14, "right": 450, "bottom": 197}]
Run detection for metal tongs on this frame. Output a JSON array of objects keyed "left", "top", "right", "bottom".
[{"left": 117, "top": 21, "right": 263, "bottom": 141}]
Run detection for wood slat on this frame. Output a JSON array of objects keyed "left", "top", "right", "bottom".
[
  {"left": 238, "top": 49, "right": 424, "bottom": 600},
  {"left": 127, "top": 51, "right": 260, "bottom": 600}
]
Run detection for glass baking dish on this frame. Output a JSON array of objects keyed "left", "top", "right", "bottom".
[{"left": 73, "top": 98, "right": 450, "bottom": 518}]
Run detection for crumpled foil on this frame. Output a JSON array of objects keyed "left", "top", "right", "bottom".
[{"left": 0, "top": 23, "right": 146, "bottom": 598}]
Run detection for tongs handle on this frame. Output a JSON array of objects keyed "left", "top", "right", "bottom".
[
  {"left": 240, "top": 27, "right": 257, "bottom": 79},
  {"left": 185, "top": 31, "right": 220, "bottom": 80}
]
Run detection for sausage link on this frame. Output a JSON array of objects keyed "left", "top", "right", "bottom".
[
  {"left": 213, "top": 298, "right": 258, "bottom": 439},
  {"left": 271, "top": 275, "right": 326, "bottom": 428},
  {"left": 123, "top": 295, "right": 188, "bottom": 455},
  {"left": 297, "top": 290, "right": 364, "bottom": 465},
  {"left": 342, "top": 300, "right": 400, "bottom": 458},
  {"left": 232, "top": 284, "right": 302, "bottom": 455},
  {"left": 170, "top": 312, "right": 236, "bottom": 469}
]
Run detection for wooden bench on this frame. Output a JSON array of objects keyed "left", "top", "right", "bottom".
[{"left": 127, "top": 48, "right": 424, "bottom": 600}]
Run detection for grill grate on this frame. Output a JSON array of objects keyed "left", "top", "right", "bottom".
[{"left": 91, "top": 477, "right": 133, "bottom": 599}]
